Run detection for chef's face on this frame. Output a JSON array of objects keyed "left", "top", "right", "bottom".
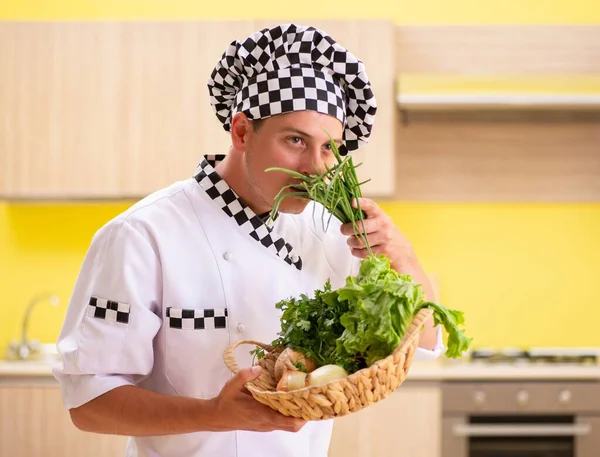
[{"left": 238, "top": 110, "right": 344, "bottom": 214}]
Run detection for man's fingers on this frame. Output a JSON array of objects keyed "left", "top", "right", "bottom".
[
  {"left": 283, "top": 419, "right": 306, "bottom": 432},
  {"left": 351, "top": 244, "right": 390, "bottom": 259},
  {"left": 350, "top": 247, "right": 369, "bottom": 259},
  {"left": 272, "top": 416, "right": 306, "bottom": 432},
  {"left": 340, "top": 218, "right": 378, "bottom": 236},
  {"left": 227, "top": 366, "right": 262, "bottom": 392},
  {"left": 257, "top": 402, "right": 307, "bottom": 430},
  {"left": 347, "top": 231, "right": 390, "bottom": 249},
  {"left": 351, "top": 197, "right": 381, "bottom": 218}
]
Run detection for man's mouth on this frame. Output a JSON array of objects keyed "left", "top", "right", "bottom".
[{"left": 288, "top": 182, "right": 306, "bottom": 192}]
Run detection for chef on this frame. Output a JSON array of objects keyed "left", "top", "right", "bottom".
[{"left": 53, "top": 23, "right": 444, "bottom": 457}]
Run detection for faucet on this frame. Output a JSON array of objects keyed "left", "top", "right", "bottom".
[{"left": 6, "top": 294, "right": 60, "bottom": 361}]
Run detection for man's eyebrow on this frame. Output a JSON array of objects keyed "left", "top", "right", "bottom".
[
  {"left": 281, "top": 127, "right": 311, "bottom": 137},
  {"left": 281, "top": 127, "right": 343, "bottom": 144}
]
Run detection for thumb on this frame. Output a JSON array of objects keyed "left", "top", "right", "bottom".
[{"left": 228, "top": 366, "right": 262, "bottom": 391}]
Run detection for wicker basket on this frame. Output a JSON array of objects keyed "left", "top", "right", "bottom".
[{"left": 222, "top": 307, "right": 434, "bottom": 421}]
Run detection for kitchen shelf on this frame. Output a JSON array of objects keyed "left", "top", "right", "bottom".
[{"left": 396, "top": 74, "right": 600, "bottom": 110}]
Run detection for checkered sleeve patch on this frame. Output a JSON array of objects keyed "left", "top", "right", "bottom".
[
  {"left": 87, "top": 296, "right": 131, "bottom": 324},
  {"left": 167, "top": 307, "right": 228, "bottom": 330}
]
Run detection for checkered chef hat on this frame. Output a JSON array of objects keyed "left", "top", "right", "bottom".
[{"left": 207, "top": 23, "right": 378, "bottom": 154}]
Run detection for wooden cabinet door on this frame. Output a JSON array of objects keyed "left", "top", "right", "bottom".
[
  {"left": 0, "top": 23, "right": 121, "bottom": 199},
  {"left": 109, "top": 21, "right": 257, "bottom": 197},
  {"left": 0, "top": 22, "right": 254, "bottom": 199},
  {"left": 0, "top": 21, "right": 396, "bottom": 200},
  {"left": 328, "top": 385, "right": 442, "bottom": 457},
  {"left": 0, "top": 383, "right": 440, "bottom": 457},
  {"left": 0, "top": 385, "right": 128, "bottom": 457}
]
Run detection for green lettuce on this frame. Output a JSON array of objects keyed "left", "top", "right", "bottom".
[
  {"left": 265, "top": 255, "right": 472, "bottom": 374},
  {"left": 335, "top": 255, "right": 427, "bottom": 366}
]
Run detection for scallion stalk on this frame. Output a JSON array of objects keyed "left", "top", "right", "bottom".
[{"left": 266, "top": 139, "right": 373, "bottom": 255}]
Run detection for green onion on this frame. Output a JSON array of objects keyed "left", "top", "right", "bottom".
[{"left": 265, "top": 138, "right": 373, "bottom": 255}]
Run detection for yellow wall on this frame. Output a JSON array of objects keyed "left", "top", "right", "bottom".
[
  {"left": 2, "top": 201, "right": 599, "bottom": 356},
  {"left": 1, "top": 0, "right": 599, "bottom": 24},
  {"left": 0, "top": 202, "right": 133, "bottom": 356},
  {"left": 379, "top": 203, "right": 600, "bottom": 349}
]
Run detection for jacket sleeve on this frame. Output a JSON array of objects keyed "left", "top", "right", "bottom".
[
  {"left": 52, "top": 219, "right": 162, "bottom": 410},
  {"left": 413, "top": 325, "right": 445, "bottom": 361}
]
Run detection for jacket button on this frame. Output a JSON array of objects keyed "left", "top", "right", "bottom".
[
  {"left": 236, "top": 323, "right": 245, "bottom": 333},
  {"left": 223, "top": 252, "right": 232, "bottom": 261}
]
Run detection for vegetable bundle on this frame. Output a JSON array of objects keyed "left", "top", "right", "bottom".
[
  {"left": 259, "top": 254, "right": 472, "bottom": 376},
  {"left": 255, "top": 138, "right": 472, "bottom": 382}
]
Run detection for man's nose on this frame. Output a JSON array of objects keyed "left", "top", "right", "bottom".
[{"left": 298, "top": 146, "right": 325, "bottom": 176}]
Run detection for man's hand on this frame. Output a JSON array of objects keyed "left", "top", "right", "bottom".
[
  {"left": 212, "top": 366, "right": 307, "bottom": 433},
  {"left": 340, "top": 197, "right": 416, "bottom": 270}
]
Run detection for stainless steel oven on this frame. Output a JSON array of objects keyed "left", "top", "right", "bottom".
[{"left": 441, "top": 380, "right": 600, "bottom": 457}]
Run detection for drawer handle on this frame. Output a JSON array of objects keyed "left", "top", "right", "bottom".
[{"left": 452, "top": 424, "right": 591, "bottom": 437}]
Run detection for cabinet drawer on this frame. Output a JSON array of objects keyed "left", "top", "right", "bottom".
[{"left": 442, "top": 381, "right": 600, "bottom": 414}]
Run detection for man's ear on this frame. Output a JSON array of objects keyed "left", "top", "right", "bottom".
[{"left": 230, "top": 112, "right": 253, "bottom": 153}]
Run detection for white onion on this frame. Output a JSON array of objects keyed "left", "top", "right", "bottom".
[
  {"left": 274, "top": 348, "right": 317, "bottom": 382},
  {"left": 306, "top": 365, "right": 348, "bottom": 387},
  {"left": 276, "top": 370, "right": 307, "bottom": 392}
]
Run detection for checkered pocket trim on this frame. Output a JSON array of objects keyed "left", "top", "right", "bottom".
[
  {"left": 166, "top": 307, "right": 228, "bottom": 330},
  {"left": 87, "top": 296, "right": 131, "bottom": 324}
]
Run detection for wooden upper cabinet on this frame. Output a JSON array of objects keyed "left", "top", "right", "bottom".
[
  {"left": 112, "top": 22, "right": 256, "bottom": 197},
  {"left": 0, "top": 20, "right": 396, "bottom": 200},
  {"left": 392, "top": 25, "right": 600, "bottom": 203},
  {"left": 1, "top": 23, "right": 120, "bottom": 198},
  {"left": 0, "top": 21, "right": 250, "bottom": 199}
]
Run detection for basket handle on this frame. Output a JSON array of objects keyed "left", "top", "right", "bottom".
[{"left": 223, "top": 339, "right": 274, "bottom": 374}]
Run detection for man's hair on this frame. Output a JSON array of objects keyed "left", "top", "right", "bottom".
[{"left": 251, "top": 119, "right": 264, "bottom": 132}]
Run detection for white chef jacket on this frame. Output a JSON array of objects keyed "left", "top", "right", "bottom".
[{"left": 53, "top": 155, "right": 444, "bottom": 457}]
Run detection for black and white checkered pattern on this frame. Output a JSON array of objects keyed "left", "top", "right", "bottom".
[
  {"left": 233, "top": 66, "right": 346, "bottom": 131},
  {"left": 194, "top": 155, "right": 303, "bottom": 270},
  {"left": 208, "top": 23, "right": 377, "bottom": 154},
  {"left": 167, "top": 307, "right": 228, "bottom": 330},
  {"left": 87, "top": 296, "right": 130, "bottom": 324}
]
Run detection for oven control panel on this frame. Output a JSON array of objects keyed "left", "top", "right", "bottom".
[{"left": 442, "top": 381, "right": 600, "bottom": 414}]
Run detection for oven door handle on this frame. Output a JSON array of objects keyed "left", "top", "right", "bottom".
[{"left": 452, "top": 423, "right": 591, "bottom": 437}]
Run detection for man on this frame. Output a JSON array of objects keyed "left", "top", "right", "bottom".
[{"left": 53, "top": 24, "right": 444, "bottom": 457}]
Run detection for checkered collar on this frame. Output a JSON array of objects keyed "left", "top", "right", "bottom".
[{"left": 194, "top": 155, "right": 303, "bottom": 271}]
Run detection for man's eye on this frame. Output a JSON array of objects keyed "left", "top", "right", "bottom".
[
  {"left": 289, "top": 137, "right": 302, "bottom": 144},
  {"left": 324, "top": 143, "right": 338, "bottom": 152}
]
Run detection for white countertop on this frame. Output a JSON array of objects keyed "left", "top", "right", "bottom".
[
  {"left": 2, "top": 358, "right": 600, "bottom": 382},
  {"left": 0, "top": 359, "right": 60, "bottom": 377},
  {"left": 407, "top": 360, "right": 600, "bottom": 381}
]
